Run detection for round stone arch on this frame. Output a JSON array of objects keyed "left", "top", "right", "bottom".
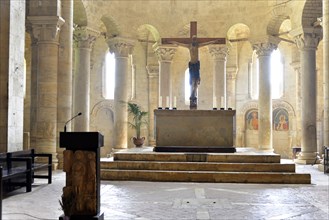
[
  {"left": 137, "top": 24, "right": 161, "bottom": 45},
  {"left": 90, "top": 100, "right": 115, "bottom": 157}
]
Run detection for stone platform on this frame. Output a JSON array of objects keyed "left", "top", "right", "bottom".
[
  {"left": 153, "top": 146, "right": 236, "bottom": 153},
  {"left": 101, "top": 147, "right": 311, "bottom": 184}
]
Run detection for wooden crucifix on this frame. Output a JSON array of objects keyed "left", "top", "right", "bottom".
[{"left": 162, "top": 21, "right": 226, "bottom": 109}]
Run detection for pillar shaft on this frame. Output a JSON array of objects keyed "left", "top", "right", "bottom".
[
  {"left": 252, "top": 40, "right": 277, "bottom": 152},
  {"left": 107, "top": 37, "right": 135, "bottom": 149},
  {"left": 146, "top": 65, "right": 159, "bottom": 145},
  {"left": 291, "top": 60, "right": 301, "bottom": 147},
  {"left": 293, "top": 31, "right": 321, "bottom": 163},
  {"left": 28, "top": 16, "right": 64, "bottom": 161},
  {"left": 208, "top": 45, "right": 228, "bottom": 109},
  {"left": 154, "top": 45, "right": 177, "bottom": 108},
  {"left": 226, "top": 67, "right": 238, "bottom": 109},
  {"left": 323, "top": 0, "right": 329, "bottom": 146},
  {"left": 57, "top": 0, "right": 73, "bottom": 168},
  {"left": 73, "top": 27, "right": 99, "bottom": 131}
]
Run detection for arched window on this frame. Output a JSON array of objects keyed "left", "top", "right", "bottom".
[
  {"left": 103, "top": 51, "right": 115, "bottom": 100},
  {"left": 250, "top": 49, "right": 283, "bottom": 100},
  {"left": 271, "top": 49, "right": 283, "bottom": 99},
  {"left": 184, "top": 68, "right": 190, "bottom": 105}
]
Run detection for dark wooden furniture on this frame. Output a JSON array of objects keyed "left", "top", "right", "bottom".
[
  {"left": 59, "top": 132, "right": 104, "bottom": 220},
  {"left": 0, "top": 153, "right": 32, "bottom": 193},
  {"left": 7, "top": 149, "right": 52, "bottom": 184}
]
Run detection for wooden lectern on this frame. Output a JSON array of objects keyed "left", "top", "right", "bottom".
[{"left": 59, "top": 132, "right": 104, "bottom": 220}]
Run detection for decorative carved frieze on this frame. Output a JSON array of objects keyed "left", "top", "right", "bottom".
[
  {"left": 107, "top": 37, "right": 135, "bottom": 57},
  {"left": 153, "top": 45, "right": 177, "bottom": 62},
  {"left": 208, "top": 45, "right": 229, "bottom": 61}
]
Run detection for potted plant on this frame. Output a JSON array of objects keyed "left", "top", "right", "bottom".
[{"left": 127, "top": 102, "right": 148, "bottom": 147}]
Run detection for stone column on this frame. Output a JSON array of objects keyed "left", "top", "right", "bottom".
[
  {"left": 28, "top": 16, "right": 64, "bottom": 163},
  {"left": 107, "top": 37, "right": 135, "bottom": 150},
  {"left": 290, "top": 60, "right": 302, "bottom": 147},
  {"left": 323, "top": 0, "right": 329, "bottom": 146},
  {"left": 208, "top": 45, "right": 229, "bottom": 109},
  {"left": 146, "top": 64, "right": 159, "bottom": 146},
  {"left": 153, "top": 45, "right": 177, "bottom": 108},
  {"left": 0, "top": 0, "right": 26, "bottom": 152},
  {"left": 27, "top": 29, "right": 39, "bottom": 150},
  {"left": 57, "top": 0, "right": 73, "bottom": 168},
  {"left": 73, "top": 26, "right": 100, "bottom": 131},
  {"left": 252, "top": 38, "right": 278, "bottom": 152},
  {"left": 226, "top": 66, "right": 238, "bottom": 109},
  {"left": 293, "top": 30, "right": 322, "bottom": 163}
]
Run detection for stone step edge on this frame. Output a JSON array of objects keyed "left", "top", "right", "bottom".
[
  {"left": 101, "top": 169, "right": 304, "bottom": 175},
  {"left": 113, "top": 154, "right": 281, "bottom": 163},
  {"left": 101, "top": 161, "right": 295, "bottom": 172},
  {"left": 101, "top": 170, "right": 311, "bottom": 184}
]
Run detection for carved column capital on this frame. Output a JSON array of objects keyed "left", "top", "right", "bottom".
[
  {"left": 106, "top": 37, "right": 135, "bottom": 57},
  {"left": 208, "top": 45, "right": 229, "bottom": 61},
  {"left": 251, "top": 36, "right": 279, "bottom": 56},
  {"left": 27, "top": 16, "right": 65, "bottom": 42},
  {"left": 146, "top": 64, "right": 159, "bottom": 78},
  {"left": 294, "top": 33, "right": 322, "bottom": 51},
  {"left": 226, "top": 66, "right": 238, "bottom": 80},
  {"left": 252, "top": 42, "right": 277, "bottom": 56},
  {"left": 153, "top": 45, "right": 177, "bottom": 62},
  {"left": 74, "top": 26, "right": 100, "bottom": 49}
]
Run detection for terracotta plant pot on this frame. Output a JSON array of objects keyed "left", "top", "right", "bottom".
[{"left": 133, "top": 137, "right": 145, "bottom": 147}]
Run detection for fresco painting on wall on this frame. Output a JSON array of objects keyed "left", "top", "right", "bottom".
[
  {"left": 273, "top": 108, "right": 289, "bottom": 131},
  {"left": 246, "top": 110, "right": 258, "bottom": 130}
]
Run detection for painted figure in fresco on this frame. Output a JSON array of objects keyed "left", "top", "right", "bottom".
[
  {"left": 276, "top": 114, "right": 289, "bottom": 131},
  {"left": 248, "top": 111, "right": 259, "bottom": 130}
]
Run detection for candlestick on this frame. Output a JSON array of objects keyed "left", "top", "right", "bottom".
[
  {"left": 220, "top": 96, "right": 224, "bottom": 109},
  {"left": 159, "top": 96, "right": 162, "bottom": 108},
  {"left": 166, "top": 96, "right": 169, "bottom": 108},
  {"left": 173, "top": 96, "right": 177, "bottom": 108}
]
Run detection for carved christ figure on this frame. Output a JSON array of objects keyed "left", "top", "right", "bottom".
[
  {"left": 169, "top": 36, "right": 222, "bottom": 108},
  {"left": 162, "top": 22, "right": 225, "bottom": 109}
]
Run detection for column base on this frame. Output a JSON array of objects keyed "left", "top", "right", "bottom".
[
  {"left": 294, "top": 158, "right": 317, "bottom": 164},
  {"left": 294, "top": 152, "right": 318, "bottom": 164}
]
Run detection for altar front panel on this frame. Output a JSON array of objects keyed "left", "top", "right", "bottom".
[{"left": 154, "top": 110, "right": 235, "bottom": 147}]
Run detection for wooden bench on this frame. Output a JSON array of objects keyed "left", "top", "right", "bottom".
[
  {"left": 0, "top": 153, "right": 32, "bottom": 193},
  {"left": 8, "top": 149, "right": 52, "bottom": 184}
]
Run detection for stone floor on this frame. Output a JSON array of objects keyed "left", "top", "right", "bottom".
[{"left": 1, "top": 162, "right": 328, "bottom": 220}]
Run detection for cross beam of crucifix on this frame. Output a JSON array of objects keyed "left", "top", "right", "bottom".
[
  {"left": 161, "top": 21, "right": 226, "bottom": 109},
  {"left": 162, "top": 21, "right": 226, "bottom": 46}
]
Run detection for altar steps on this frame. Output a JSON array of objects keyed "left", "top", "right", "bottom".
[{"left": 100, "top": 152, "right": 311, "bottom": 184}]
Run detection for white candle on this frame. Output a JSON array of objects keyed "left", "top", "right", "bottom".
[
  {"left": 174, "top": 96, "right": 177, "bottom": 108},
  {"left": 221, "top": 96, "right": 224, "bottom": 108},
  {"left": 213, "top": 96, "right": 217, "bottom": 108},
  {"left": 166, "top": 96, "right": 169, "bottom": 108},
  {"left": 159, "top": 96, "right": 162, "bottom": 108}
]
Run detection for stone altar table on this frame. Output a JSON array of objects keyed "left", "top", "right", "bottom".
[{"left": 153, "top": 110, "right": 236, "bottom": 153}]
